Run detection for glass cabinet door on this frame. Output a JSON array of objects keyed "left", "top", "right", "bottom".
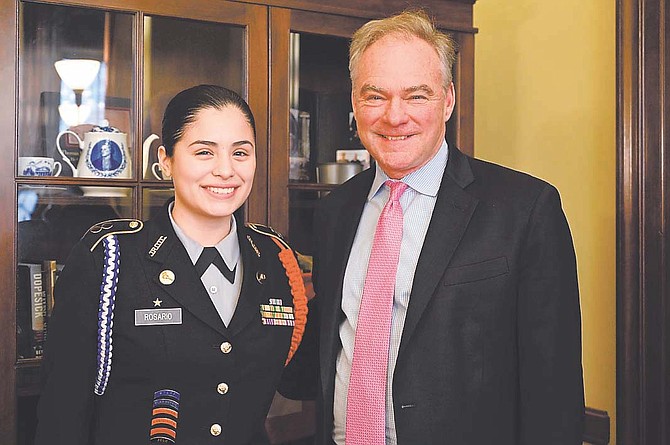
[
  {"left": 141, "top": 15, "right": 246, "bottom": 181},
  {"left": 268, "top": 10, "right": 369, "bottom": 258},
  {"left": 16, "top": 7, "right": 136, "bottom": 444},
  {"left": 286, "top": 32, "right": 358, "bottom": 257},
  {"left": 19, "top": 3, "right": 135, "bottom": 180}
]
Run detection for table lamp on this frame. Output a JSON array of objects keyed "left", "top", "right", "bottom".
[{"left": 54, "top": 58, "right": 101, "bottom": 125}]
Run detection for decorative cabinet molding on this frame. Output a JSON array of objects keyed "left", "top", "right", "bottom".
[{"left": 617, "top": 0, "right": 670, "bottom": 443}]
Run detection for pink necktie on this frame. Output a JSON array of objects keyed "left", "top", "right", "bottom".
[{"left": 346, "top": 180, "right": 408, "bottom": 445}]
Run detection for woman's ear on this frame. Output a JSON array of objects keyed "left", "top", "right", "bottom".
[{"left": 157, "top": 146, "right": 172, "bottom": 179}]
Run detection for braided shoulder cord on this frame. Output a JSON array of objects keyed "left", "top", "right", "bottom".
[
  {"left": 94, "top": 234, "right": 120, "bottom": 395},
  {"left": 270, "top": 238, "right": 308, "bottom": 366}
]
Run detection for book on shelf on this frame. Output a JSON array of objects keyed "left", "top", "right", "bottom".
[
  {"left": 42, "top": 259, "right": 59, "bottom": 317},
  {"left": 16, "top": 260, "right": 63, "bottom": 360},
  {"left": 17, "top": 262, "right": 46, "bottom": 359}
]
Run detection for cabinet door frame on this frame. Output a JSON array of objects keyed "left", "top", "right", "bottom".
[
  {"left": 0, "top": 0, "right": 18, "bottom": 441},
  {"left": 617, "top": 0, "right": 670, "bottom": 442}
]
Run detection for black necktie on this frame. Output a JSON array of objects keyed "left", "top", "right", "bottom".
[{"left": 194, "top": 247, "right": 236, "bottom": 284}]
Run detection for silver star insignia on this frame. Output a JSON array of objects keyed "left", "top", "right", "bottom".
[{"left": 153, "top": 298, "right": 162, "bottom": 307}]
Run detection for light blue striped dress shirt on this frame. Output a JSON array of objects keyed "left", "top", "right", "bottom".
[{"left": 333, "top": 141, "right": 449, "bottom": 445}]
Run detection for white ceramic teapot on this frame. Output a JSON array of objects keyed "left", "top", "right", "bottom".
[{"left": 56, "top": 123, "right": 131, "bottom": 178}]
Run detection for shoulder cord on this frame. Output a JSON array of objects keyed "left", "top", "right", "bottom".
[
  {"left": 269, "top": 238, "right": 308, "bottom": 366},
  {"left": 94, "top": 234, "right": 120, "bottom": 396}
]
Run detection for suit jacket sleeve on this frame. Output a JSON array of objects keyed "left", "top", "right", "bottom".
[
  {"left": 35, "top": 241, "right": 101, "bottom": 444},
  {"left": 517, "top": 184, "right": 584, "bottom": 444}
]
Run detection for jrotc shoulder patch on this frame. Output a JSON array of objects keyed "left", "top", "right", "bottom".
[{"left": 84, "top": 218, "right": 143, "bottom": 252}]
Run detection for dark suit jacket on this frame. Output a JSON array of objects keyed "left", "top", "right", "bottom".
[
  {"left": 36, "top": 204, "right": 298, "bottom": 445},
  {"left": 281, "top": 147, "right": 584, "bottom": 444}
]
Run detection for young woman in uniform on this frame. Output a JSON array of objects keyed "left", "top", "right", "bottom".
[{"left": 35, "top": 85, "right": 307, "bottom": 444}]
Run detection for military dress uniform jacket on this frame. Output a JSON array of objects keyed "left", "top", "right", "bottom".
[{"left": 36, "top": 204, "right": 304, "bottom": 445}]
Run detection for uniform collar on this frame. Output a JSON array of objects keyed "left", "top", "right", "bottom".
[{"left": 167, "top": 201, "right": 240, "bottom": 270}]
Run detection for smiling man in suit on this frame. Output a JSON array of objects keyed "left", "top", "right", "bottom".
[{"left": 281, "top": 9, "right": 584, "bottom": 445}]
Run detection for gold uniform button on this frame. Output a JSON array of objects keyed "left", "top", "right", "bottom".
[
  {"left": 210, "top": 423, "right": 222, "bottom": 436},
  {"left": 220, "top": 342, "right": 232, "bottom": 354},
  {"left": 217, "top": 382, "right": 229, "bottom": 395}
]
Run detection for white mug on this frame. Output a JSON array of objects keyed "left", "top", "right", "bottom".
[{"left": 18, "top": 157, "right": 62, "bottom": 177}]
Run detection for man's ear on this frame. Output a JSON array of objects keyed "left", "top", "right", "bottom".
[{"left": 444, "top": 82, "right": 456, "bottom": 122}]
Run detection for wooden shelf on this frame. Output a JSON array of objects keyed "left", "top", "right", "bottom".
[
  {"left": 288, "top": 181, "right": 338, "bottom": 191},
  {"left": 15, "top": 358, "right": 41, "bottom": 369}
]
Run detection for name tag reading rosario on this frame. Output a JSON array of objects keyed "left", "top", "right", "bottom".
[{"left": 135, "top": 308, "right": 183, "bottom": 326}]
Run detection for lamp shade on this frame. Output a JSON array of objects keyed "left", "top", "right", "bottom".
[{"left": 54, "top": 59, "right": 101, "bottom": 90}]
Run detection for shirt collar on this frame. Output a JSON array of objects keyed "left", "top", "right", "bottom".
[
  {"left": 368, "top": 139, "right": 449, "bottom": 200},
  {"left": 167, "top": 202, "right": 240, "bottom": 268}
]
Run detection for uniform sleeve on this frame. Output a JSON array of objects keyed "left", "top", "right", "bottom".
[
  {"left": 277, "top": 205, "right": 326, "bottom": 401},
  {"left": 517, "top": 184, "right": 584, "bottom": 444},
  {"left": 35, "top": 241, "right": 102, "bottom": 444}
]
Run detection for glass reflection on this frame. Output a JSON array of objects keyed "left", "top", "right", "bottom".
[
  {"left": 19, "top": 3, "right": 133, "bottom": 176},
  {"left": 142, "top": 16, "right": 245, "bottom": 179},
  {"left": 143, "top": 188, "right": 174, "bottom": 219},
  {"left": 17, "top": 185, "right": 133, "bottom": 264}
]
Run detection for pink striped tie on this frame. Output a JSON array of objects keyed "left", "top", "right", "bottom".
[{"left": 346, "top": 180, "right": 408, "bottom": 445}]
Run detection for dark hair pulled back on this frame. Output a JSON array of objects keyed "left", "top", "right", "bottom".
[{"left": 161, "top": 84, "right": 256, "bottom": 156}]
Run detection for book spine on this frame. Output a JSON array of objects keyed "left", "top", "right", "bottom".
[
  {"left": 27, "top": 263, "right": 46, "bottom": 357},
  {"left": 43, "top": 260, "right": 57, "bottom": 318}
]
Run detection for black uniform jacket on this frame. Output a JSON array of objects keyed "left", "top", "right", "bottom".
[
  {"left": 36, "top": 204, "right": 298, "bottom": 445},
  {"left": 281, "top": 146, "right": 585, "bottom": 444}
]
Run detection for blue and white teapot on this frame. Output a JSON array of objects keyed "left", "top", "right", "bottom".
[{"left": 56, "top": 123, "right": 131, "bottom": 178}]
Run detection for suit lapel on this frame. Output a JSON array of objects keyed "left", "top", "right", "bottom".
[
  {"left": 320, "top": 170, "right": 373, "bottom": 401},
  {"left": 399, "top": 148, "right": 478, "bottom": 357},
  {"left": 144, "top": 207, "right": 228, "bottom": 337}
]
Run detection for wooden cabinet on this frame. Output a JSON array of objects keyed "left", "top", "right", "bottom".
[{"left": 0, "top": 1, "right": 476, "bottom": 443}]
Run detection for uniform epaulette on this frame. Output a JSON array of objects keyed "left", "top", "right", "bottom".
[
  {"left": 84, "top": 218, "right": 144, "bottom": 252},
  {"left": 245, "top": 222, "right": 289, "bottom": 249}
]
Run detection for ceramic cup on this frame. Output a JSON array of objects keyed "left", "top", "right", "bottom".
[{"left": 18, "top": 156, "right": 62, "bottom": 177}]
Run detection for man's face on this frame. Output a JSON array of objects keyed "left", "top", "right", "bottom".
[{"left": 352, "top": 34, "right": 455, "bottom": 179}]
